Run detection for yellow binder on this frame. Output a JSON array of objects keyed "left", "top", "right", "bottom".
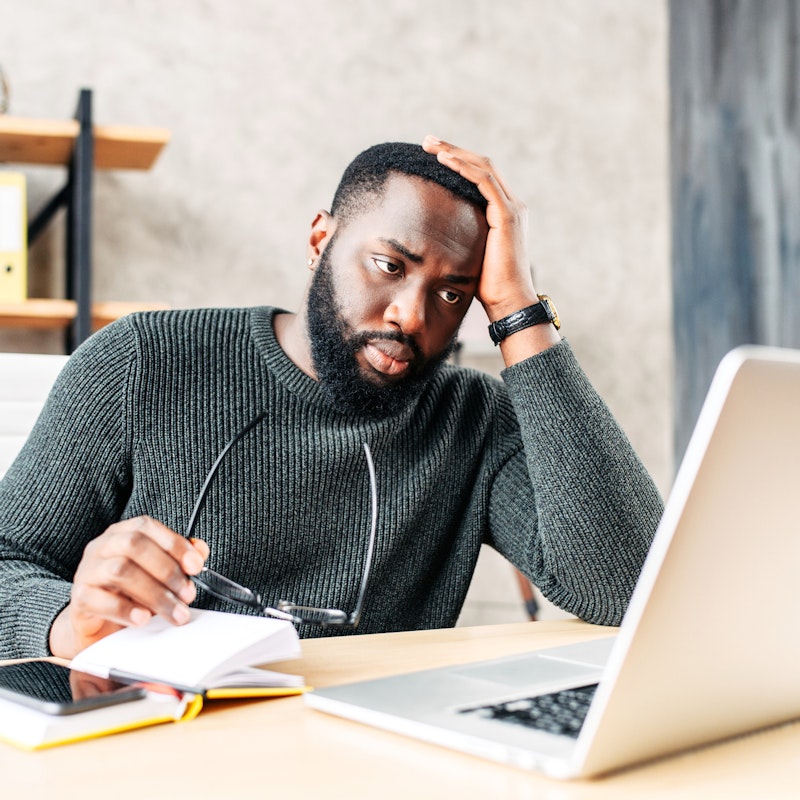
[{"left": 0, "top": 172, "right": 27, "bottom": 303}]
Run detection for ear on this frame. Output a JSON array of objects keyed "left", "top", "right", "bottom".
[{"left": 307, "top": 210, "right": 336, "bottom": 269}]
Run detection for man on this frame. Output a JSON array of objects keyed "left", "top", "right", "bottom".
[{"left": 0, "top": 137, "right": 663, "bottom": 660}]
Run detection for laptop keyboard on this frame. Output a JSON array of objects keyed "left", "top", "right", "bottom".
[{"left": 459, "top": 684, "right": 598, "bottom": 739}]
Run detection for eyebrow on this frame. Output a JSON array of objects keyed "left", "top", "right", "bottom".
[
  {"left": 378, "top": 238, "right": 479, "bottom": 286},
  {"left": 379, "top": 238, "right": 424, "bottom": 264}
]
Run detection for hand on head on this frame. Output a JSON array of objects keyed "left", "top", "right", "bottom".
[
  {"left": 422, "top": 135, "right": 560, "bottom": 361},
  {"left": 421, "top": 135, "right": 538, "bottom": 317}
]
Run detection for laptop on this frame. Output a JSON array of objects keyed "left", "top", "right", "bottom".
[{"left": 306, "top": 345, "right": 800, "bottom": 779}]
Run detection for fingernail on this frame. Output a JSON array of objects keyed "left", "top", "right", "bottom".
[
  {"left": 190, "top": 537, "right": 211, "bottom": 560},
  {"left": 173, "top": 604, "right": 192, "bottom": 625},
  {"left": 179, "top": 581, "right": 196, "bottom": 603},
  {"left": 130, "top": 608, "right": 151, "bottom": 626},
  {"left": 184, "top": 549, "right": 204, "bottom": 573},
  {"left": 425, "top": 134, "right": 442, "bottom": 144}
]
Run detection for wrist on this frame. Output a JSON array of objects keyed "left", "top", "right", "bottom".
[
  {"left": 483, "top": 292, "right": 540, "bottom": 324},
  {"left": 49, "top": 606, "right": 78, "bottom": 659},
  {"left": 487, "top": 295, "right": 560, "bottom": 346},
  {"left": 487, "top": 294, "right": 561, "bottom": 367},
  {"left": 498, "top": 323, "right": 561, "bottom": 367}
]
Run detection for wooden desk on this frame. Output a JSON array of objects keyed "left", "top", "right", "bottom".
[{"left": 2, "top": 620, "right": 799, "bottom": 798}]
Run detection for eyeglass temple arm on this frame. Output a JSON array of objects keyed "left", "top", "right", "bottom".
[
  {"left": 184, "top": 418, "right": 376, "bottom": 628},
  {"left": 184, "top": 411, "right": 269, "bottom": 540},
  {"left": 349, "top": 441, "right": 378, "bottom": 625}
]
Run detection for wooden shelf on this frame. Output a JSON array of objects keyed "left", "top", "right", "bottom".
[
  {"left": 0, "top": 299, "right": 76, "bottom": 330},
  {"left": 0, "top": 116, "right": 170, "bottom": 170},
  {"left": 0, "top": 92, "right": 171, "bottom": 350},
  {"left": 0, "top": 299, "right": 168, "bottom": 332},
  {"left": 90, "top": 300, "right": 169, "bottom": 331}
]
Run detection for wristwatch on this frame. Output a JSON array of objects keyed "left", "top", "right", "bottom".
[{"left": 487, "top": 295, "right": 560, "bottom": 345}]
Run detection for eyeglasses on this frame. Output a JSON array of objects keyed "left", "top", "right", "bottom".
[{"left": 185, "top": 411, "right": 378, "bottom": 628}]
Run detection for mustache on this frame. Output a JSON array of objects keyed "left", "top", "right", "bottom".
[{"left": 346, "top": 330, "right": 424, "bottom": 362}]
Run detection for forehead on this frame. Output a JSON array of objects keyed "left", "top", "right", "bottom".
[{"left": 338, "top": 173, "right": 488, "bottom": 263}]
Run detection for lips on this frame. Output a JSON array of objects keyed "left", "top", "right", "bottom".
[{"left": 363, "top": 341, "right": 414, "bottom": 377}]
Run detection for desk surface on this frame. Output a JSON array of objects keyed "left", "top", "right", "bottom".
[{"left": 2, "top": 620, "right": 799, "bottom": 799}]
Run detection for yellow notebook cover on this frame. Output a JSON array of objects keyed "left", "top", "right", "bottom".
[
  {"left": 0, "top": 685, "right": 199, "bottom": 751},
  {"left": 0, "top": 668, "right": 307, "bottom": 751}
]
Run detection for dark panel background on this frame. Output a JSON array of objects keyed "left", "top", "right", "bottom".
[{"left": 671, "top": 0, "right": 800, "bottom": 461}]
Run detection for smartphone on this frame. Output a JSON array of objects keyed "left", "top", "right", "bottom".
[{"left": 0, "top": 661, "right": 146, "bottom": 716}]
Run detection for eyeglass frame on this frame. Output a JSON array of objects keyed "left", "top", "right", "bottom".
[{"left": 184, "top": 411, "right": 378, "bottom": 628}]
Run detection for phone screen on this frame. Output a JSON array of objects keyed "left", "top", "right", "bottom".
[{"left": 0, "top": 661, "right": 146, "bottom": 716}]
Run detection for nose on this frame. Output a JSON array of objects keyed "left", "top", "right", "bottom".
[{"left": 384, "top": 285, "right": 426, "bottom": 336}]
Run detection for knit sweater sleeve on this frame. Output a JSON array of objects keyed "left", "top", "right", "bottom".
[
  {"left": 0, "top": 321, "right": 135, "bottom": 658},
  {"left": 487, "top": 339, "right": 664, "bottom": 626}
]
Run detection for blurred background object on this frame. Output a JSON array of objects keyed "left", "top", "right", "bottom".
[{"left": 0, "top": 64, "right": 9, "bottom": 113}]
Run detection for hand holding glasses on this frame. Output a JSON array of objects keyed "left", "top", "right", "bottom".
[{"left": 185, "top": 412, "right": 377, "bottom": 628}]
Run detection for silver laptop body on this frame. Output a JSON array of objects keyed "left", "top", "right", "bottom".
[{"left": 306, "top": 346, "right": 800, "bottom": 778}]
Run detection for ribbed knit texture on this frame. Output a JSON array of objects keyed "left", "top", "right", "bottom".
[{"left": 0, "top": 307, "right": 663, "bottom": 658}]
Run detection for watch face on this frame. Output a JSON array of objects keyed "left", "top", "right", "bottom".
[{"left": 539, "top": 295, "right": 561, "bottom": 330}]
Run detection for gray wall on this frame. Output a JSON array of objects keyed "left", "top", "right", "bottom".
[{"left": 0, "top": 0, "right": 672, "bottom": 493}]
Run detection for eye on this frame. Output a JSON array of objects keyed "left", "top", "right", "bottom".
[
  {"left": 372, "top": 257, "right": 402, "bottom": 276},
  {"left": 437, "top": 289, "right": 462, "bottom": 306}
]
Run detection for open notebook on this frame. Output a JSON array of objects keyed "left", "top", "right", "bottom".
[{"left": 307, "top": 345, "right": 800, "bottom": 778}]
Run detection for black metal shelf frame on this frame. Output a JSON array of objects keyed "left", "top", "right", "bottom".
[{"left": 27, "top": 88, "right": 93, "bottom": 352}]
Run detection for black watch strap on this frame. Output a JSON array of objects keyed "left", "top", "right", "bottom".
[{"left": 487, "top": 295, "right": 559, "bottom": 345}]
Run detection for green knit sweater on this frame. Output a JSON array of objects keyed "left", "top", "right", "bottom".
[{"left": 0, "top": 307, "right": 663, "bottom": 658}]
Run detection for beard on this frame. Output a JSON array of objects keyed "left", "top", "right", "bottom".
[{"left": 306, "top": 245, "right": 458, "bottom": 419}]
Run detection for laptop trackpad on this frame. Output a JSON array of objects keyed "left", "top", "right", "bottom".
[
  {"left": 450, "top": 637, "right": 614, "bottom": 690},
  {"left": 537, "top": 637, "right": 616, "bottom": 668}
]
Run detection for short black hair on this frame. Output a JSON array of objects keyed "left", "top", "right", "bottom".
[{"left": 330, "top": 142, "right": 487, "bottom": 223}]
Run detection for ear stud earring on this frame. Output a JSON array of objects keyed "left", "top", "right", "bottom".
[{"left": 307, "top": 258, "right": 315, "bottom": 267}]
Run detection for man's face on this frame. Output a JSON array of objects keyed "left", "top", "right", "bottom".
[{"left": 306, "top": 174, "right": 488, "bottom": 417}]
